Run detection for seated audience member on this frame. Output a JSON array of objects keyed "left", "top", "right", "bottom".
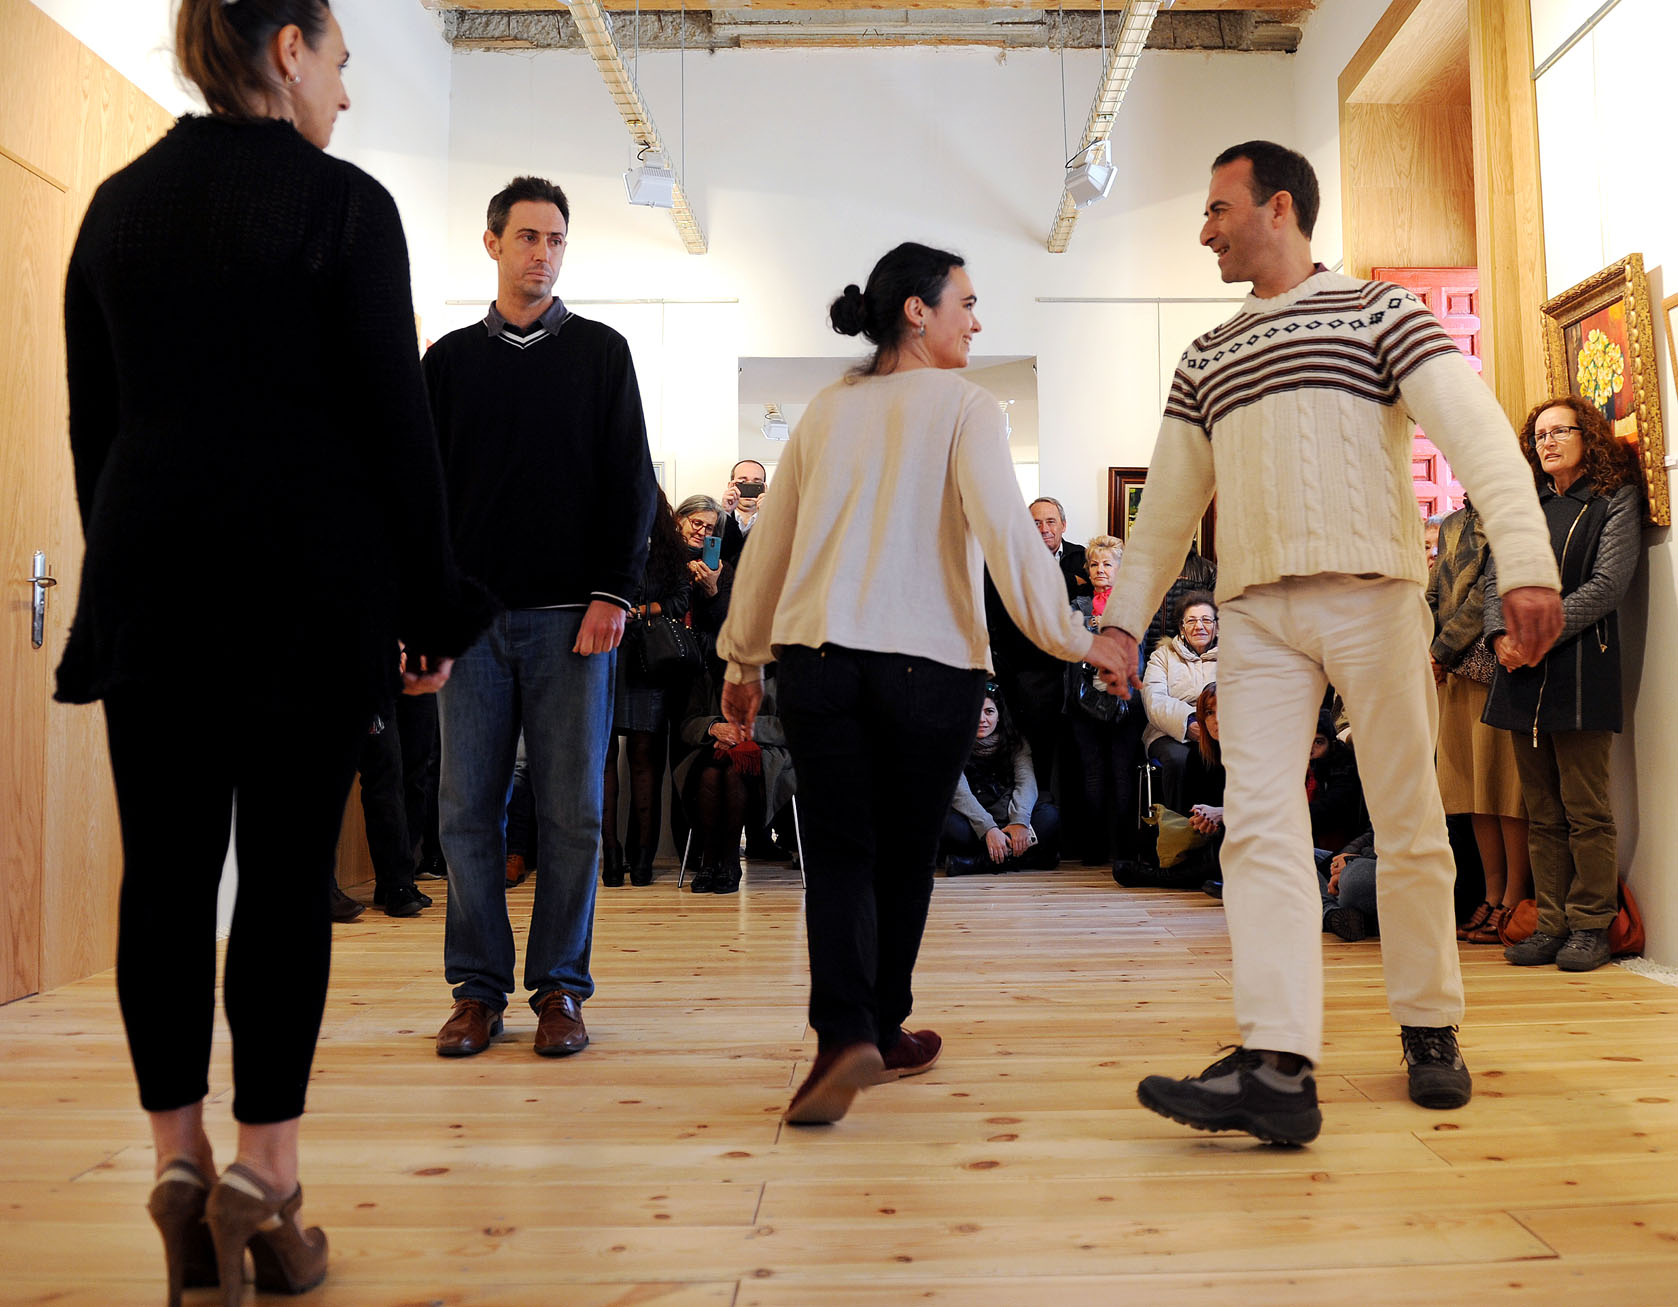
[
  {"left": 673, "top": 669, "right": 795, "bottom": 894},
  {"left": 1319, "top": 826, "right": 1378, "bottom": 941},
  {"left": 603, "top": 489, "right": 694, "bottom": 888},
  {"left": 1307, "top": 708, "right": 1366, "bottom": 856},
  {"left": 1143, "top": 544, "right": 1218, "bottom": 657},
  {"left": 1183, "top": 681, "right": 1227, "bottom": 896},
  {"left": 505, "top": 731, "right": 535, "bottom": 888},
  {"left": 943, "top": 687, "right": 1060, "bottom": 876},
  {"left": 718, "top": 460, "right": 767, "bottom": 566},
  {"left": 1141, "top": 591, "right": 1219, "bottom": 814},
  {"left": 1068, "top": 535, "right": 1147, "bottom": 874}
]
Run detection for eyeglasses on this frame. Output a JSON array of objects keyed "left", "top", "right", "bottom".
[
  {"left": 1182, "top": 618, "right": 1218, "bottom": 629},
  {"left": 1534, "top": 426, "right": 1581, "bottom": 446}
]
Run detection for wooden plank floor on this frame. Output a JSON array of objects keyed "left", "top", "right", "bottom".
[{"left": 4, "top": 863, "right": 1678, "bottom": 1305}]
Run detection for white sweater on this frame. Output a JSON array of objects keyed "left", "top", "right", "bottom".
[
  {"left": 1104, "top": 272, "right": 1561, "bottom": 640},
  {"left": 718, "top": 368, "right": 1094, "bottom": 682}
]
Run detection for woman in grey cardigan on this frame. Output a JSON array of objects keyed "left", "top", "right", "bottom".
[
  {"left": 1482, "top": 396, "right": 1644, "bottom": 973},
  {"left": 941, "top": 686, "right": 1060, "bottom": 875}
]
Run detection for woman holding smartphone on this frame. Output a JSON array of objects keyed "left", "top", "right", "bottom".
[{"left": 716, "top": 242, "right": 1135, "bottom": 1124}]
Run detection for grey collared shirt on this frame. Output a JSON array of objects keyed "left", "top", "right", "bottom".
[{"left": 482, "top": 296, "right": 570, "bottom": 347}]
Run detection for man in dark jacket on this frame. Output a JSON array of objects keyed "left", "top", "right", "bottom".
[{"left": 423, "top": 176, "right": 657, "bottom": 1060}]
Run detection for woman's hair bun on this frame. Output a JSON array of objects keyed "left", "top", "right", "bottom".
[{"left": 828, "top": 283, "right": 868, "bottom": 337}]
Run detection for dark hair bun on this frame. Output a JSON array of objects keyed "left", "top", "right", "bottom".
[{"left": 829, "top": 283, "right": 867, "bottom": 337}]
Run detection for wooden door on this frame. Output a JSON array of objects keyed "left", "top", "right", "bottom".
[
  {"left": 0, "top": 159, "right": 67, "bottom": 1003},
  {"left": 1375, "top": 266, "right": 1482, "bottom": 516}
]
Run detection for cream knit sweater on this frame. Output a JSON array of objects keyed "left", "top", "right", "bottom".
[
  {"left": 718, "top": 368, "right": 1094, "bottom": 683},
  {"left": 1104, "top": 271, "right": 1560, "bottom": 640}
]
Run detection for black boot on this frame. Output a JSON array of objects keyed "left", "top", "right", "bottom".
[
  {"left": 601, "top": 848, "right": 625, "bottom": 888},
  {"left": 629, "top": 855, "right": 655, "bottom": 887},
  {"left": 689, "top": 861, "right": 717, "bottom": 893},
  {"left": 712, "top": 859, "right": 743, "bottom": 894},
  {"left": 944, "top": 854, "right": 984, "bottom": 877}
]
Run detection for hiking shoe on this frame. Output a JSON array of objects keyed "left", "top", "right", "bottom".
[
  {"left": 1324, "top": 906, "right": 1367, "bottom": 942},
  {"left": 1555, "top": 928, "right": 1611, "bottom": 973},
  {"left": 877, "top": 1028, "right": 942, "bottom": 1081},
  {"left": 1401, "top": 1025, "right": 1472, "bottom": 1109},
  {"left": 1136, "top": 1047, "right": 1321, "bottom": 1146},
  {"left": 1504, "top": 931, "right": 1567, "bottom": 966}
]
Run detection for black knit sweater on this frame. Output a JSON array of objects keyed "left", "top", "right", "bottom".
[
  {"left": 57, "top": 115, "right": 495, "bottom": 709},
  {"left": 421, "top": 312, "right": 656, "bottom": 609}
]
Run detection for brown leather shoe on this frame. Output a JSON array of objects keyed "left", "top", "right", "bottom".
[
  {"left": 435, "top": 999, "right": 503, "bottom": 1058},
  {"left": 784, "top": 1041, "right": 885, "bottom": 1125},
  {"left": 533, "top": 990, "right": 589, "bottom": 1057},
  {"left": 877, "top": 1028, "right": 942, "bottom": 1082},
  {"left": 505, "top": 853, "right": 529, "bottom": 889}
]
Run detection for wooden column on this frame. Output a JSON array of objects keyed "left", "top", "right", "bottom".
[{"left": 1468, "top": 0, "right": 1548, "bottom": 424}]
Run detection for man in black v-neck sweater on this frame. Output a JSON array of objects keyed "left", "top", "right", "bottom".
[{"left": 423, "top": 176, "right": 656, "bottom": 1060}]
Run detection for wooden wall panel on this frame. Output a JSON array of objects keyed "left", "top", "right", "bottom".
[
  {"left": 0, "top": 0, "right": 79, "bottom": 188},
  {"left": 1340, "top": 102, "right": 1476, "bottom": 279},
  {"left": 1468, "top": 0, "right": 1548, "bottom": 424}
]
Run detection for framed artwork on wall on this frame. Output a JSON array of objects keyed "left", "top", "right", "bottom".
[
  {"left": 1107, "top": 467, "right": 1216, "bottom": 561},
  {"left": 1539, "top": 253, "right": 1669, "bottom": 525},
  {"left": 1664, "top": 291, "right": 1678, "bottom": 412}
]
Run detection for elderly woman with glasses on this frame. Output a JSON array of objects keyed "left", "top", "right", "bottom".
[
  {"left": 1141, "top": 590, "right": 1220, "bottom": 814},
  {"left": 1482, "top": 396, "right": 1644, "bottom": 973}
]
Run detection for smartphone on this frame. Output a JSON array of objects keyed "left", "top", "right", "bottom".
[
  {"left": 735, "top": 479, "right": 767, "bottom": 499},
  {"left": 701, "top": 534, "right": 722, "bottom": 569}
]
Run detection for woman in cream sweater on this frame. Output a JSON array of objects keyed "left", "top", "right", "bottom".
[{"left": 717, "top": 242, "right": 1133, "bottom": 1125}]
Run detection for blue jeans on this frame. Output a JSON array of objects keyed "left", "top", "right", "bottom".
[
  {"left": 1318, "top": 851, "right": 1380, "bottom": 925},
  {"left": 438, "top": 609, "right": 615, "bottom": 1012}
]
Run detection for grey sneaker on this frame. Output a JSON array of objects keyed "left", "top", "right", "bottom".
[
  {"left": 1137, "top": 1047, "right": 1321, "bottom": 1146},
  {"left": 1504, "top": 930, "right": 1566, "bottom": 966},
  {"left": 1401, "top": 1025, "right": 1471, "bottom": 1109},
  {"left": 1555, "top": 928, "right": 1612, "bottom": 972}
]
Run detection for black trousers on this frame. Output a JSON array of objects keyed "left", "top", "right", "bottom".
[
  {"left": 395, "top": 693, "right": 441, "bottom": 865},
  {"left": 105, "top": 685, "right": 364, "bottom": 1124},
  {"left": 1070, "top": 708, "right": 1146, "bottom": 859},
  {"left": 777, "top": 645, "right": 986, "bottom": 1052},
  {"left": 358, "top": 717, "right": 417, "bottom": 891}
]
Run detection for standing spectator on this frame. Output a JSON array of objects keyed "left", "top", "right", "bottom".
[
  {"left": 675, "top": 493, "right": 733, "bottom": 671},
  {"left": 1141, "top": 593, "right": 1219, "bottom": 814},
  {"left": 1068, "top": 535, "right": 1148, "bottom": 873},
  {"left": 718, "top": 242, "right": 1132, "bottom": 1125},
  {"left": 602, "top": 488, "right": 692, "bottom": 888},
  {"left": 1030, "top": 497, "right": 1090, "bottom": 600},
  {"left": 719, "top": 459, "right": 768, "bottom": 566},
  {"left": 424, "top": 175, "right": 656, "bottom": 1059},
  {"left": 1427, "top": 500, "right": 1530, "bottom": 943},
  {"left": 1487, "top": 397, "right": 1644, "bottom": 973},
  {"left": 1424, "top": 513, "right": 1446, "bottom": 569},
  {"left": 55, "top": 1, "right": 494, "bottom": 1296},
  {"left": 1099, "top": 140, "right": 1560, "bottom": 1144},
  {"left": 357, "top": 711, "right": 432, "bottom": 917}
]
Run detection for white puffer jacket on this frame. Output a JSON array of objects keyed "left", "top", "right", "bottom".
[{"left": 1142, "top": 635, "right": 1218, "bottom": 749}]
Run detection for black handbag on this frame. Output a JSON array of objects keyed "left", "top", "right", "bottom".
[
  {"left": 1074, "top": 664, "right": 1130, "bottom": 724},
  {"left": 630, "top": 611, "right": 703, "bottom": 682}
]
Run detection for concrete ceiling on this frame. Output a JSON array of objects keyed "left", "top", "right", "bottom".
[{"left": 426, "top": 3, "right": 1319, "bottom": 54}]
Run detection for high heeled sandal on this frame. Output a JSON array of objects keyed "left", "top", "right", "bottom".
[
  {"left": 205, "top": 1162, "right": 328, "bottom": 1304},
  {"left": 148, "top": 1158, "right": 219, "bottom": 1307}
]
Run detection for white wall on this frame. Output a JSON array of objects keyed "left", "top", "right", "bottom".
[
  {"left": 30, "top": 0, "right": 455, "bottom": 327},
  {"left": 1533, "top": 0, "right": 1678, "bottom": 963},
  {"left": 442, "top": 42, "right": 1302, "bottom": 531}
]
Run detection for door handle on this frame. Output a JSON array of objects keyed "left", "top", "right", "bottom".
[{"left": 30, "top": 551, "right": 57, "bottom": 650}]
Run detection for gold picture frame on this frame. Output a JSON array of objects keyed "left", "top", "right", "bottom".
[{"left": 1540, "top": 253, "right": 1668, "bottom": 525}]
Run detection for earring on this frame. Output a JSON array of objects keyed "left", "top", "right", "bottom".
[
  {"left": 286, "top": 73, "right": 301, "bottom": 85},
  {"left": 917, "top": 325, "right": 926, "bottom": 338}
]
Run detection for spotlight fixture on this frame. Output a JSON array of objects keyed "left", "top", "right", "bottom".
[
  {"left": 1064, "top": 138, "right": 1116, "bottom": 210},
  {"left": 624, "top": 147, "right": 675, "bottom": 209},
  {"left": 762, "top": 404, "right": 790, "bottom": 442}
]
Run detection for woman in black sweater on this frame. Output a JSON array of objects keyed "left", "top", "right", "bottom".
[{"left": 56, "top": 4, "right": 492, "bottom": 1302}]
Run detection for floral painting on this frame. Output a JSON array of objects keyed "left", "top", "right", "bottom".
[{"left": 1542, "top": 254, "right": 1668, "bottom": 526}]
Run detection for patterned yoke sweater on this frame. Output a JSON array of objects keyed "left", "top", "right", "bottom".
[{"left": 1104, "top": 271, "right": 1560, "bottom": 637}]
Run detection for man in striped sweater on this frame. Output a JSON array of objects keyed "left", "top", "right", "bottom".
[{"left": 1098, "top": 141, "right": 1564, "bottom": 1144}]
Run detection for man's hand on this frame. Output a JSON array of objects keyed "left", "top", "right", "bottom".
[
  {"left": 574, "top": 600, "right": 628, "bottom": 656},
  {"left": 722, "top": 485, "right": 740, "bottom": 513},
  {"left": 1086, "top": 627, "right": 1143, "bottom": 698},
  {"left": 1501, "top": 586, "right": 1564, "bottom": 669},
  {"left": 721, "top": 678, "right": 762, "bottom": 738},
  {"left": 401, "top": 655, "right": 454, "bottom": 695},
  {"left": 984, "top": 828, "right": 1010, "bottom": 863}
]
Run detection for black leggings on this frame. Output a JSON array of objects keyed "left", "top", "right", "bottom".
[
  {"left": 682, "top": 751, "right": 763, "bottom": 865},
  {"left": 602, "top": 729, "right": 668, "bottom": 864},
  {"left": 105, "top": 686, "right": 364, "bottom": 1124}
]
